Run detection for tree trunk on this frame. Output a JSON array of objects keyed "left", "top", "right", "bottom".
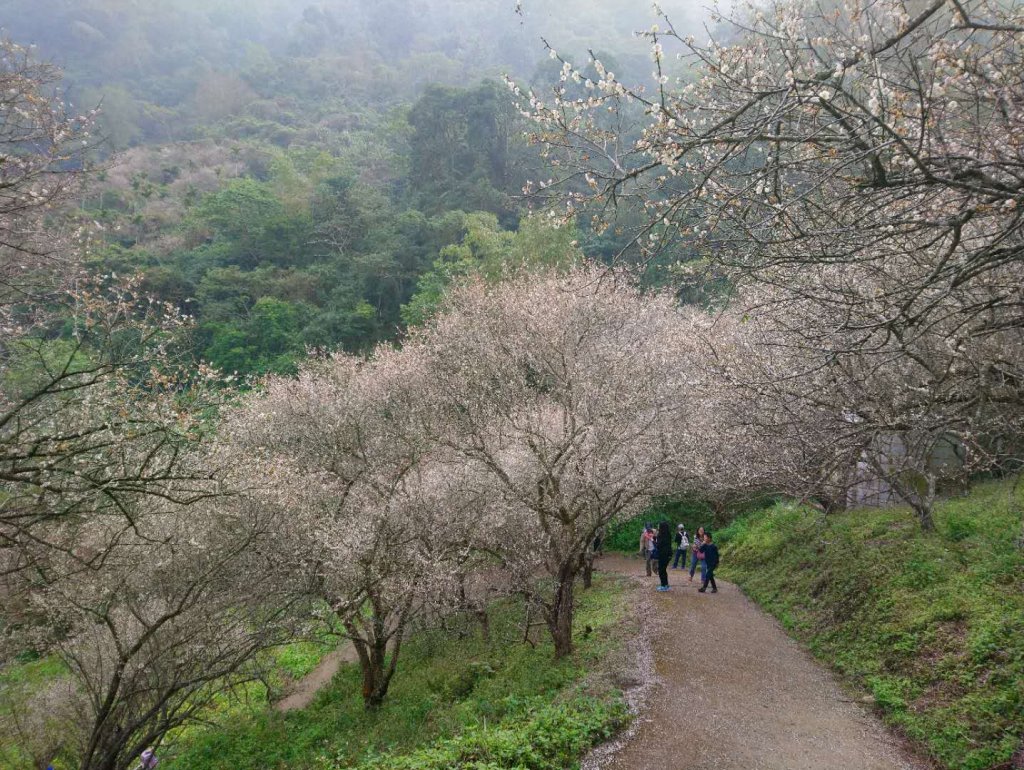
[
  {"left": 347, "top": 625, "right": 398, "bottom": 710},
  {"left": 546, "top": 564, "right": 576, "bottom": 659},
  {"left": 81, "top": 739, "right": 119, "bottom": 770},
  {"left": 344, "top": 602, "right": 408, "bottom": 711},
  {"left": 913, "top": 473, "right": 937, "bottom": 531},
  {"left": 913, "top": 500, "right": 935, "bottom": 531},
  {"left": 354, "top": 635, "right": 392, "bottom": 710},
  {"left": 475, "top": 608, "right": 490, "bottom": 643},
  {"left": 582, "top": 552, "right": 594, "bottom": 589}
]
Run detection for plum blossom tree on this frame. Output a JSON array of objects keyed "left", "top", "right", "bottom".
[
  {"left": 407, "top": 267, "right": 698, "bottom": 657},
  {"left": 674, "top": 274, "right": 1024, "bottom": 529},
  {"left": 0, "top": 678, "right": 81, "bottom": 770},
  {"left": 0, "top": 41, "right": 293, "bottom": 769},
  {"left": 514, "top": 0, "right": 1024, "bottom": 521},
  {"left": 221, "top": 349, "right": 480, "bottom": 708},
  {"left": 519, "top": 0, "right": 1024, "bottom": 292},
  {"left": 15, "top": 487, "right": 298, "bottom": 770}
]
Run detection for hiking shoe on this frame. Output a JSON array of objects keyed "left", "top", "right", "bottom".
[
  {"left": 710, "top": 588, "right": 718, "bottom": 593},
  {"left": 697, "top": 587, "right": 706, "bottom": 593}
]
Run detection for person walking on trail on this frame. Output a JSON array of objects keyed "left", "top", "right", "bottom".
[
  {"left": 689, "top": 526, "right": 706, "bottom": 583},
  {"left": 656, "top": 521, "right": 673, "bottom": 591},
  {"left": 698, "top": 533, "right": 720, "bottom": 593},
  {"left": 639, "top": 523, "right": 656, "bottom": 576},
  {"left": 671, "top": 524, "right": 689, "bottom": 569},
  {"left": 134, "top": 748, "right": 159, "bottom": 769}
]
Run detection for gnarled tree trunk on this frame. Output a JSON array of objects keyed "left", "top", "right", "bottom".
[{"left": 545, "top": 561, "right": 577, "bottom": 659}]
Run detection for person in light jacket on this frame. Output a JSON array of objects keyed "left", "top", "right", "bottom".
[{"left": 671, "top": 524, "right": 689, "bottom": 569}]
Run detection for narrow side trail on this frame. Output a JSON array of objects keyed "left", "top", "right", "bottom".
[
  {"left": 592, "top": 554, "right": 931, "bottom": 770},
  {"left": 274, "top": 643, "right": 357, "bottom": 712}
]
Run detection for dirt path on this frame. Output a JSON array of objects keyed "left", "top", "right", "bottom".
[
  {"left": 590, "top": 554, "right": 932, "bottom": 770},
  {"left": 274, "top": 643, "right": 357, "bottom": 712}
]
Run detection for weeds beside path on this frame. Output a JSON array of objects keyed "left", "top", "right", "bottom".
[{"left": 590, "top": 554, "right": 931, "bottom": 770}]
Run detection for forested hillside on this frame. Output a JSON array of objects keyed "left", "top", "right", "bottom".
[{"left": 1, "top": 0, "right": 701, "bottom": 375}]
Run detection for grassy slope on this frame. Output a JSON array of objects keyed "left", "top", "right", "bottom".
[
  {"left": 164, "top": 573, "right": 630, "bottom": 770},
  {"left": 718, "top": 479, "right": 1024, "bottom": 770}
]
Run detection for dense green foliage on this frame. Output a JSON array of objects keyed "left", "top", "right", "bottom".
[
  {"left": 718, "top": 481, "right": 1024, "bottom": 770},
  {"left": 603, "top": 495, "right": 774, "bottom": 553},
  {"left": 161, "top": 574, "right": 630, "bottom": 770},
  {"left": 0, "top": 0, "right": 701, "bottom": 377},
  {"left": 81, "top": 77, "right": 542, "bottom": 376}
]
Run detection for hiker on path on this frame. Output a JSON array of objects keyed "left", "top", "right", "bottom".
[
  {"left": 698, "top": 533, "right": 719, "bottom": 593},
  {"left": 671, "top": 524, "right": 689, "bottom": 569},
  {"left": 656, "top": 521, "right": 673, "bottom": 591},
  {"left": 639, "top": 523, "right": 656, "bottom": 576},
  {"left": 689, "top": 526, "right": 706, "bottom": 583}
]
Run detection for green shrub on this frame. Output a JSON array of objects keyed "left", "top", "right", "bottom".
[
  {"left": 334, "top": 696, "right": 628, "bottom": 770},
  {"left": 943, "top": 511, "right": 978, "bottom": 542},
  {"left": 867, "top": 676, "right": 910, "bottom": 712}
]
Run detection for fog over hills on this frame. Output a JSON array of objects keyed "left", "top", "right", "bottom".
[{"left": 0, "top": 0, "right": 709, "bottom": 148}]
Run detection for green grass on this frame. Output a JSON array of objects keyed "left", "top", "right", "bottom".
[
  {"left": 0, "top": 653, "right": 68, "bottom": 688},
  {"left": 718, "top": 479, "right": 1024, "bottom": 770},
  {"left": 163, "top": 573, "right": 631, "bottom": 770},
  {"left": 0, "top": 655, "right": 72, "bottom": 769}
]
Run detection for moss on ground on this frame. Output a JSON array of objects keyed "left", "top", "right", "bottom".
[{"left": 718, "top": 479, "right": 1024, "bottom": 770}]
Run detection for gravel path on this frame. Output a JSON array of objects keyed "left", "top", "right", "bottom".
[{"left": 591, "top": 554, "right": 932, "bottom": 770}]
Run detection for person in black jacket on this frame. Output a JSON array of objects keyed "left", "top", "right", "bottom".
[
  {"left": 656, "top": 521, "right": 673, "bottom": 591},
  {"left": 698, "top": 532, "right": 719, "bottom": 593}
]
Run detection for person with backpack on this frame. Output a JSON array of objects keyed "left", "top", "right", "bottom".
[
  {"left": 671, "top": 524, "right": 689, "bottom": 569},
  {"left": 639, "top": 523, "right": 655, "bottom": 576},
  {"left": 688, "top": 526, "right": 706, "bottom": 583},
  {"left": 656, "top": 521, "right": 673, "bottom": 591},
  {"left": 698, "top": 532, "right": 720, "bottom": 593}
]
